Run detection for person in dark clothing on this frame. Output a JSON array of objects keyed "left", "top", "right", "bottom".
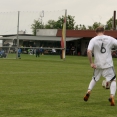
[
  {"left": 18, "top": 48, "right": 21, "bottom": 59},
  {"left": 36, "top": 48, "right": 40, "bottom": 57},
  {"left": 33, "top": 42, "right": 36, "bottom": 55},
  {"left": 0, "top": 50, "right": 6, "bottom": 58}
]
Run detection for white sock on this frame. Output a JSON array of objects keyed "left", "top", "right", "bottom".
[
  {"left": 110, "top": 81, "right": 116, "bottom": 96},
  {"left": 88, "top": 79, "right": 96, "bottom": 91}
]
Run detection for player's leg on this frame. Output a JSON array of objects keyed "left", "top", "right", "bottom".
[
  {"left": 84, "top": 69, "right": 101, "bottom": 101},
  {"left": 109, "top": 80, "right": 116, "bottom": 106},
  {"left": 84, "top": 79, "right": 96, "bottom": 101},
  {"left": 103, "top": 67, "right": 116, "bottom": 106}
]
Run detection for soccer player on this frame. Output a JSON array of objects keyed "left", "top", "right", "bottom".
[
  {"left": 84, "top": 26, "right": 117, "bottom": 106},
  {"left": 18, "top": 48, "right": 21, "bottom": 59}
]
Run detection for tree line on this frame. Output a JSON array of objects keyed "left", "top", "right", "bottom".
[{"left": 31, "top": 15, "right": 117, "bottom": 35}]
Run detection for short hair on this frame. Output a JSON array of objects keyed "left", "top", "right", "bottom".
[{"left": 95, "top": 26, "right": 104, "bottom": 33}]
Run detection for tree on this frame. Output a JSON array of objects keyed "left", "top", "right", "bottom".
[
  {"left": 46, "top": 15, "right": 76, "bottom": 29},
  {"left": 66, "top": 15, "right": 75, "bottom": 29},
  {"left": 45, "top": 20, "right": 57, "bottom": 29},
  {"left": 106, "top": 18, "right": 112, "bottom": 30},
  {"left": 74, "top": 24, "right": 87, "bottom": 30},
  {"left": 74, "top": 25, "right": 79, "bottom": 30},
  {"left": 31, "top": 14, "right": 76, "bottom": 34},
  {"left": 82, "top": 25, "right": 87, "bottom": 30},
  {"left": 92, "top": 22, "right": 102, "bottom": 29},
  {"left": 56, "top": 16, "right": 64, "bottom": 29},
  {"left": 87, "top": 22, "right": 102, "bottom": 30},
  {"left": 31, "top": 20, "right": 44, "bottom": 35},
  {"left": 31, "top": 15, "right": 84, "bottom": 33},
  {"left": 105, "top": 17, "right": 117, "bottom": 30},
  {"left": 88, "top": 26, "right": 94, "bottom": 30}
]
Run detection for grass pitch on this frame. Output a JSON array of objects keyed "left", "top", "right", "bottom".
[{"left": 0, "top": 54, "right": 117, "bottom": 117}]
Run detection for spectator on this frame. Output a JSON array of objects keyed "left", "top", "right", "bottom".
[
  {"left": 40, "top": 46, "right": 44, "bottom": 55},
  {"left": 51, "top": 47, "right": 56, "bottom": 54},
  {"left": 71, "top": 46, "right": 75, "bottom": 55},
  {"left": 18, "top": 48, "right": 21, "bottom": 59},
  {"left": 36, "top": 48, "right": 40, "bottom": 57}
]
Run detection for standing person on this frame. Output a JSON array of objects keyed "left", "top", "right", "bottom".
[
  {"left": 18, "top": 48, "right": 21, "bottom": 59},
  {"left": 33, "top": 42, "right": 36, "bottom": 55},
  {"left": 51, "top": 47, "right": 56, "bottom": 55},
  {"left": 71, "top": 46, "right": 75, "bottom": 55},
  {"left": 84, "top": 26, "right": 117, "bottom": 106},
  {"left": 40, "top": 46, "right": 44, "bottom": 55},
  {"left": 36, "top": 48, "right": 40, "bottom": 57}
]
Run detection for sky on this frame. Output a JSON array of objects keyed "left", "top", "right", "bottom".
[{"left": 0, "top": 0, "right": 117, "bottom": 34}]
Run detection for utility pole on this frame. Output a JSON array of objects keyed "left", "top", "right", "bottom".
[
  {"left": 16, "top": 11, "right": 20, "bottom": 59},
  {"left": 64, "top": 9, "right": 67, "bottom": 57},
  {"left": 40, "top": 10, "right": 44, "bottom": 29},
  {"left": 113, "top": 11, "right": 116, "bottom": 30}
]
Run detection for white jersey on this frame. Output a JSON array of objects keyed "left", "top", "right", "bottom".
[{"left": 88, "top": 35, "right": 117, "bottom": 69}]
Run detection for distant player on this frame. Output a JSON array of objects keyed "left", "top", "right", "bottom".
[
  {"left": 36, "top": 48, "right": 40, "bottom": 57},
  {"left": 18, "top": 48, "right": 21, "bottom": 59},
  {"left": 84, "top": 26, "right": 117, "bottom": 106}
]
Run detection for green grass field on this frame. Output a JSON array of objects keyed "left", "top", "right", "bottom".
[{"left": 0, "top": 54, "right": 117, "bottom": 117}]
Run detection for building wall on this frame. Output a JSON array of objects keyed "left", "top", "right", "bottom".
[
  {"left": 19, "top": 40, "right": 23, "bottom": 46},
  {"left": 81, "top": 38, "right": 90, "bottom": 55},
  {"left": 0, "top": 40, "right": 2, "bottom": 46},
  {"left": 36, "top": 29, "right": 57, "bottom": 36}
]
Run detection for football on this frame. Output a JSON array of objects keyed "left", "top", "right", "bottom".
[{"left": 102, "top": 79, "right": 111, "bottom": 89}]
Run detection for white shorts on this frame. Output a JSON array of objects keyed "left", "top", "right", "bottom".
[{"left": 92, "top": 67, "right": 116, "bottom": 82}]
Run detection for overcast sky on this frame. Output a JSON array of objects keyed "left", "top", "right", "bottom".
[{"left": 0, "top": 0, "right": 117, "bottom": 34}]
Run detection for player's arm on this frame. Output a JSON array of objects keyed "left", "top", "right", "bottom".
[
  {"left": 87, "top": 49, "right": 96, "bottom": 69},
  {"left": 112, "top": 37, "right": 117, "bottom": 48},
  {"left": 87, "top": 49, "right": 92, "bottom": 64},
  {"left": 87, "top": 39, "right": 96, "bottom": 69}
]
